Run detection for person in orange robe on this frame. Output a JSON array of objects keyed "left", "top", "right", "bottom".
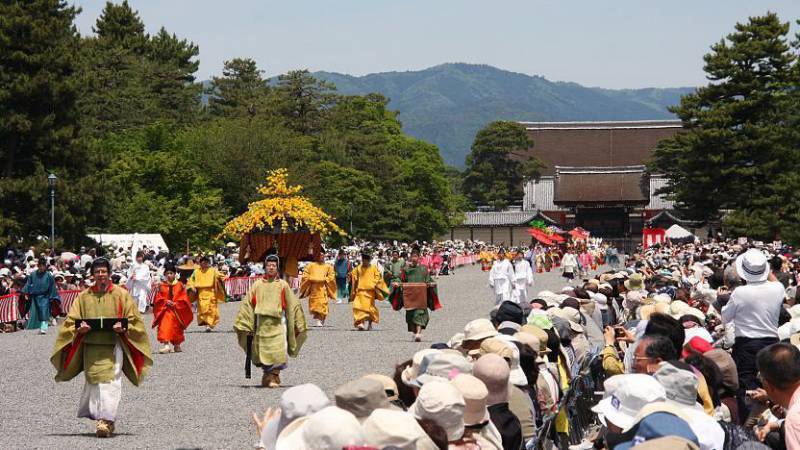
[{"left": 152, "top": 263, "right": 193, "bottom": 354}]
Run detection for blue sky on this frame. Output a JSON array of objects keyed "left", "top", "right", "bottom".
[{"left": 71, "top": 1, "right": 800, "bottom": 89}]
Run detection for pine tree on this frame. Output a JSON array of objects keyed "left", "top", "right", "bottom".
[
  {"left": 0, "top": 0, "right": 96, "bottom": 245},
  {"left": 145, "top": 28, "right": 201, "bottom": 124},
  {"left": 274, "top": 69, "right": 337, "bottom": 134},
  {"left": 207, "top": 58, "right": 271, "bottom": 118},
  {"left": 651, "top": 12, "right": 798, "bottom": 241}
]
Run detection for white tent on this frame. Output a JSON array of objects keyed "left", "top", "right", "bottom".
[
  {"left": 86, "top": 233, "right": 169, "bottom": 255},
  {"left": 665, "top": 224, "right": 695, "bottom": 240}
]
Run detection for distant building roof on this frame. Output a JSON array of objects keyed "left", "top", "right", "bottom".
[
  {"left": 553, "top": 166, "right": 649, "bottom": 205},
  {"left": 460, "top": 210, "right": 538, "bottom": 227},
  {"left": 519, "top": 120, "right": 683, "bottom": 176}
]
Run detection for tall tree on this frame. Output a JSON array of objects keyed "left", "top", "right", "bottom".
[
  {"left": 651, "top": 13, "right": 799, "bottom": 241},
  {"left": 462, "top": 121, "right": 542, "bottom": 211},
  {"left": 145, "top": 28, "right": 201, "bottom": 124},
  {"left": 207, "top": 58, "right": 270, "bottom": 118},
  {"left": 92, "top": 0, "right": 147, "bottom": 52},
  {"left": 0, "top": 0, "right": 97, "bottom": 246},
  {"left": 274, "top": 69, "right": 337, "bottom": 134}
]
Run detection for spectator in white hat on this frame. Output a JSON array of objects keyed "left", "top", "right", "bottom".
[
  {"left": 590, "top": 374, "right": 667, "bottom": 448},
  {"left": 721, "top": 248, "right": 784, "bottom": 415},
  {"left": 410, "top": 379, "right": 467, "bottom": 444},
  {"left": 462, "top": 318, "right": 499, "bottom": 353},
  {"left": 253, "top": 383, "right": 330, "bottom": 450},
  {"left": 653, "top": 362, "right": 725, "bottom": 450},
  {"left": 363, "top": 408, "right": 438, "bottom": 450},
  {"left": 275, "top": 406, "right": 364, "bottom": 450}
]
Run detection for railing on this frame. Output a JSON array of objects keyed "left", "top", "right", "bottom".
[{"left": 533, "top": 349, "right": 605, "bottom": 449}]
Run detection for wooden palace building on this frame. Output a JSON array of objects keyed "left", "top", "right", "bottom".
[{"left": 446, "top": 120, "right": 695, "bottom": 248}]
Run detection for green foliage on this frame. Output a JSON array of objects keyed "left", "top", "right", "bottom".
[
  {"left": 206, "top": 58, "right": 271, "bottom": 118},
  {"left": 2, "top": 1, "right": 461, "bottom": 248},
  {"left": 0, "top": 0, "right": 99, "bottom": 247},
  {"left": 99, "top": 126, "right": 229, "bottom": 249},
  {"left": 651, "top": 12, "right": 800, "bottom": 243},
  {"left": 462, "top": 121, "right": 542, "bottom": 211}
]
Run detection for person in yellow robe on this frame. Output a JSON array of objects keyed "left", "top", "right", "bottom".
[
  {"left": 233, "top": 255, "right": 307, "bottom": 388},
  {"left": 51, "top": 258, "right": 153, "bottom": 438},
  {"left": 479, "top": 246, "right": 495, "bottom": 272},
  {"left": 349, "top": 250, "right": 389, "bottom": 331},
  {"left": 298, "top": 252, "right": 336, "bottom": 327},
  {"left": 187, "top": 256, "right": 226, "bottom": 332}
]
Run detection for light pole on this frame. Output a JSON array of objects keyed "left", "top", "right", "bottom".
[
  {"left": 349, "top": 202, "right": 354, "bottom": 236},
  {"left": 48, "top": 173, "right": 57, "bottom": 255}
]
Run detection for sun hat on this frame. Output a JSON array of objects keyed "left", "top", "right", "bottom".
[
  {"left": 625, "top": 273, "right": 645, "bottom": 291},
  {"left": 591, "top": 374, "right": 667, "bottom": 431},
  {"left": 527, "top": 311, "right": 554, "bottom": 330},
  {"left": 735, "top": 249, "right": 770, "bottom": 283},
  {"left": 615, "top": 412, "right": 699, "bottom": 449},
  {"left": 412, "top": 352, "right": 472, "bottom": 387},
  {"left": 473, "top": 337, "right": 513, "bottom": 360},
  {"left": 410, "top": 380, "right": 466, "bottom": 441},
  {"left": 472, "top": 354, "right": 510, "bottom": 406},
  {"left": 513, "top": 331, "right": 540, "bottom": 354},
  {"left": 363, "top": 408, "right": 433, "bottom": 450},
  {"left": 401, "top": 349, "right": 440, "bottom": 386},
  {"left": 703, "top": 349, "right": 738, "bottom": 391},
  {"left": 518, "top": 324, "right": 551, "bottom": 354},
  {"left": 652, "top": 363, "right": 704, "bottom": 411},
  {"left": 447, "top": 332, "right": 465, "bottom": 350},
  {"left": 363, "top": 374, "right": 400, "bottom": 402},
  {"left": 275, "top": 406, "right": 364, "bottom": 450},
  {"left": 463, "top": 318, "right": 498, "bottom": 342},
  {"left": 493, "top": 339, "right": 528, "bottom": 387},
  {"left": 277, "top": 383, "right": 331, "bottom": 430},
  {"left": 450, "top": 374, "right": 491, "bottom": 426},
  {"left": 495, "top": 301, "right": 524, "bottom": 325}
]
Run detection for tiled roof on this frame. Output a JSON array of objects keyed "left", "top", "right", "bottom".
[
  {"left": 553, "top": 166, "right": 649, "bottom": 204},
  {"left": 460, "top": 211, "right": 538, "bottom": 226}
]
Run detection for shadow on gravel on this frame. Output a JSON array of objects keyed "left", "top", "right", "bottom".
[
  {"left": 233, "top": 384, "right": 297, "bottom": 389},
  {"left": 46, "top": 432, "right": 135, "bottom": 437}
]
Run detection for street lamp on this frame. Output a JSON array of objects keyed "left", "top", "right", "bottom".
[{"left": 48, "top": 173, "right": 57, "bottom": 254}]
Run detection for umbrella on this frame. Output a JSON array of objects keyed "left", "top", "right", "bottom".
[{"left": 528, "top": 228, "right": 554, "bottom": 246}]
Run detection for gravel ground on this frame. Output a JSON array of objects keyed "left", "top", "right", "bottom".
[{"left": 0, "top": 264, "right": 602, "bottom": 450}]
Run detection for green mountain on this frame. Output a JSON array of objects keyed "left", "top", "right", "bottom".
[{"left": 310, "top": 63, "right": 694, "bottom": 168}]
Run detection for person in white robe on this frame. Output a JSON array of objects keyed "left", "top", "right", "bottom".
[
  {"left": 511, "top": 250, "right": 534, "bottom": 309},
  {"left": 126, "top": 251, "right": 151, "bottom": 313},
  {"left": 488, "top": 248, "right": 515, "bottom": 305}
]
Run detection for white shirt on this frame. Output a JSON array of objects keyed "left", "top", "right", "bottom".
[
  {"left": 489, "top": 259, "right": 515, "bottom": 301},
  {"left": 721, "top": 280, "right": 784, "bottom": 339}
]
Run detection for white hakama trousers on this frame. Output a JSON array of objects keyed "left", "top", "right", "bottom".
[{"left": 78, "top": 343, "right": 123, "bottom": 421}]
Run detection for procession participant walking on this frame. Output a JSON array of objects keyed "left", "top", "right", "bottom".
[
  {"left": 488, "top": 248, "right": 515, "bottom": 305},
  {"left": 561, "top": 249, "right": 578, "bottom": 285},
  {"left": 152, "top": 263, "right": 193, "bottom": 354},
  {"left": 350, "top": 250, "right": 389, "bottom": 331},
  {"left": 298, "top": 252, "right": 337, "bottom": 327},
  {"left": 22, "top": 257, "right": 60, "bottom": 334},
  {"left": 187, "top": 255, "right": 226, "bottom": 332},
  {"left": 51, "top": 258, "right": 152, "bottom": 438},
  {"left": 385, "top": 249, "right": 405, "bottom": 286},
  {"left": 234, "top": 255, "right": 307, "bottom": 388},
  {"left": 334, "top": 250, "right": 351, "bottom": 304},
  {"left": 388, "top": 248, "right": 441, "bottom": 342},
  {"left": 125, "top": 251, "right": 152, "bottom": 313},
  {"left": 511, "top": 249, "right": 534, "bottom": 310}
]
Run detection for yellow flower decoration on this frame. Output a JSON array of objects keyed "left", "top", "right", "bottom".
[{"left": 221, "top": 168, "right": 345, "bottom": 238}]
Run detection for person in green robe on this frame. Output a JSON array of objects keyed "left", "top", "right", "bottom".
[
  {"left": 51, "top": 258, "right": 153, "bottom": 438},
  {"left": 388, "top": 248, "right": 442, "bottom": 342},
  {"left": 233, "top": 254, "right": 307, "bottom": 388},
  {"left": 384, "top": 249, "right": 405, "bottom": 286}
]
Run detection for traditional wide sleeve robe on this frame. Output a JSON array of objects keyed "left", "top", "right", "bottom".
[
  {"left": 22, "top": 270, "right": 60, "bottom": 328},
  {"left": 187, "top": 268, "right": 226, "bottom": 327},
  {"left": 234, "top": 278, "right": 307, "bottom": 369},
  {"left": 349, "top": 264, "right": 389, "bottom": 327},
  {"left": 298, "top": 262, "right": 336, "bottom": 321},
  {"left": 152, "top": 280, "right": 193, "bottom": 345},
  {"left": 51, "top": 285, "right": 152, "bottom": 386}
]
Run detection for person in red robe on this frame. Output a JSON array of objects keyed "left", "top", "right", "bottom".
[{"left": 152, "top": 263, "right": 193, "bottom": 354}]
